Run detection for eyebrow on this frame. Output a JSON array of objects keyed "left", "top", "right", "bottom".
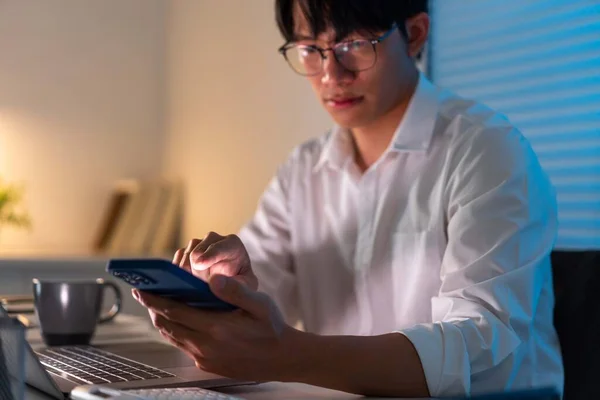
[
  {"left": 291, "top": 32, "right": 358, "bottom": 43},
  {"left": 292, "top": 32, "right": 317, "bottom": 41}
]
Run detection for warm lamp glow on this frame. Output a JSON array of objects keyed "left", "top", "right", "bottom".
[{"left": 0, "top": 111, "right": 29, "bottom": 178}]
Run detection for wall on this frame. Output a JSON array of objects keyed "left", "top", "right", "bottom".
[
  {"left": 163, "top": 0, "right": 332, "bottom": 240},
  {"left": 0, "top": 0, "right": 166, "bottom": 254},
  {"left": 0, "top": 0, "right": 333, "bottom": 253}
]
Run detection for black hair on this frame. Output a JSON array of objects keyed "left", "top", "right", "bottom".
[{"left": 275, "top": 0, "right": 429, "bottom": 43}]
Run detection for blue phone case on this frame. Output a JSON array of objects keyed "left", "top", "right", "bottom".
[{"left": 106, "top": 258, "right": 236, "bottom": 311}]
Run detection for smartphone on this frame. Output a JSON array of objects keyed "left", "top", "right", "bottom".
[{"left": 106, "top": 258, "right": 236, "bottom": 311}]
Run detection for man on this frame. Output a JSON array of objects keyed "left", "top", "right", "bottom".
[{"left": 133, "top": 0, "right": 564, "bottom": 397}]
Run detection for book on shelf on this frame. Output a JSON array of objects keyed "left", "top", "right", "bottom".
[
  {"left": 92, "top": 180, "right": 137, "bottom": 252},
  {"left": 94, "top": 179, "right": 182, "bottom": 257},
  {"left": 148, "top": 180, "right": 182, "bottom": 256}
]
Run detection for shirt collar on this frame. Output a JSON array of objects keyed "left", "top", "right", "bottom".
[
  {"left": 390, "top": 72, "right": 439, "bottom": 153},
  {"left": 314, "top": 72, "right": 440, "bottom": 172},
  {"left": 314, "top": 126, "right": 354, "bottom": 172}
]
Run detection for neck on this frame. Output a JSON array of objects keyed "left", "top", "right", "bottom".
[{"left": 351, "top": 70, "right": 419, "bottom": 172}]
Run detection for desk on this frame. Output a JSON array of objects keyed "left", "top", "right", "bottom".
[
  {"left": 3, "top": 258, "right": 426, "bottom": 399},
  {"left": 24, "top": 314, "right": 428, "bottom": 400}
]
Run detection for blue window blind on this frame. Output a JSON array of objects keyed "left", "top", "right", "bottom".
[{"left": 429, "top": 0, "right": 600, "bottom": 250}]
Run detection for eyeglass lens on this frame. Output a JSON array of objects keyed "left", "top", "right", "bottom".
[{"left": 285, "top": 40, "right": 376, "bottom": 75}]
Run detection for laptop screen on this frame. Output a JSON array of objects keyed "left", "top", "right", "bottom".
[{"left": 0, "top": 305, "right": 63, "bottom": 399}]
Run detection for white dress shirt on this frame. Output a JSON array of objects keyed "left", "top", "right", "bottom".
[{"left": 238, "top": 73, "right": 564, "bottom": 397}]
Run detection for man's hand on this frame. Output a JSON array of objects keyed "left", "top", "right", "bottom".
[
  {"left": 134, "top": 273, "right": 429, "bottom": 397},
  {"left": 133, "top": 274, "right": 300, "bottom": 382},
  {"left": 174, "top": 232, "right": 258, "bottom": 290},
  {"left": 141, "top": 235, "right": 429, "bottom": 397}
]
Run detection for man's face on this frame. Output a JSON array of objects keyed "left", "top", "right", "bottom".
[{"left": 292, "top": 11, "right": 417, "bottom": 130}]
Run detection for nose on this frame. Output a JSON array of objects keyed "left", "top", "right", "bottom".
[{"left": 321, "top": 51, "right": 354, "bottom": 85}]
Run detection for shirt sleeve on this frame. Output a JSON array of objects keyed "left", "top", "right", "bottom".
[
  {"left": 237, "top": 158, "right": 300, "bottom": 325},
  {"left": 398, "top": 126, "right": 558, "bottom": 396}
]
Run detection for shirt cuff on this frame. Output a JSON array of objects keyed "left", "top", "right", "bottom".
[{"left": 397, "top": 323, "right": 471, "bottom": 397}]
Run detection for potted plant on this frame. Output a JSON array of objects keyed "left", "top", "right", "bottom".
[{"left": 0, "top": 178, "right": 32, "bottom": 237}]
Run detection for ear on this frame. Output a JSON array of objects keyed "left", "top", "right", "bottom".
[{"left": 405, "top": 12, "right": 430, "bottom": 59}]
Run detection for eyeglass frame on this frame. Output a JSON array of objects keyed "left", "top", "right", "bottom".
[{"left": 277, "top": 23, "right": 399, "bottom": 76}]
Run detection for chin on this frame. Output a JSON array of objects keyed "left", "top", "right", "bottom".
[
  {"left": 330, "top": 114, "right": 370, "bottom": 130},
  {"left": 325, "top": 102, "right": 374, "bottom": 129}
]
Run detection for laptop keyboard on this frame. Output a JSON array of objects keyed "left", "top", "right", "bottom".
[
  {"left": 36, "top": 346, "right": 175, "bottom": 385},
  {"left": 125, "top": 388, "right": 243, "bottom": 400}
]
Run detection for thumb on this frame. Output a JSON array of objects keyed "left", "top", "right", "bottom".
[{"left": 209, "top": 274, "right": 265, "bottom": 317}]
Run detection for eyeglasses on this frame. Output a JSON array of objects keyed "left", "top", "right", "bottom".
[{"left": 278, "top": 23, "right": 398, "bottom": 76}]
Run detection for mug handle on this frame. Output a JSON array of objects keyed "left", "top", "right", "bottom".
[{"left": 98, "top": 281, "right": 122, "bottom": 324}]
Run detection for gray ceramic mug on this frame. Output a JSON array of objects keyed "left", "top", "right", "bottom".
[{"left": 32, "top": 278, "right": 122, "bottom": 346}]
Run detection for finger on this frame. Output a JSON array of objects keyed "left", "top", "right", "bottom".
[
  {"left": 191, "top": 234, "right": 244, "bottom": 271},
  {"left": 194, "top": 232, "right": 226, "bottom": 255},
  {"left": 151, "top": 313, "right": 185, "bottom": 338},
  {"left": 172, "top": 248, "right": 185, "bottom": 266},
  {"left": 132, "top": 288, "right": 157, "bottom": 320},
  {"left": 149, "top": 310, "right": 182, "bottom": 348},
  {"left": 133, "top": 289, "right": 182, "bottom": 318},
  {"left": 209, "top": 260, "right": 258, "bottom": 289},
  {"left": 148, "top": 309, "right": 163, "bottom": 330},
  {"left": 190, "top": 232, "right": 227, "bottom": 271},
  {"left": 169, "top": 338, "right": 201, "bottom": 363},
  {"left": 133, "top": 289, "right": 218, "bottom": 332},
  {"left": 157, "top": 326, "right": 196, "bottom": 359},
  {"left": 153, "top": 315, "right": 212, "bottom": 359},
  {"left": 152, "top": 315, "right": 184, "bottom": 342},
  {"left": 209, "top": 274, "right": 267, "bottom": 318},
  {"left": 162, "top": 332, "right": 187, "bottom": 354},
  {"left": 180, "top": 238, "right": 202, "bottom": 272},
  {"left": 187, "top": 232, "right": 225, "bottom": 280}
]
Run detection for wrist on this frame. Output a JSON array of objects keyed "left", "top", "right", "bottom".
[{"left": 277, "top": 326, "right": 322, "bottom": 383}]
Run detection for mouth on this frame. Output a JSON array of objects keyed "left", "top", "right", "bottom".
[{"left": 324, "top": 96, "right": 364, "bottom": 110}]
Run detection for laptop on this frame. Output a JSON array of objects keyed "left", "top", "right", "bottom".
[{"left": 0, "top": 305, "right": 249, "bottom": 399}]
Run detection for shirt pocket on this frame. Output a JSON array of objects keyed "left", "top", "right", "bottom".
[{"left": 390, "top": 230, "right": 443, "bottom": 327}]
